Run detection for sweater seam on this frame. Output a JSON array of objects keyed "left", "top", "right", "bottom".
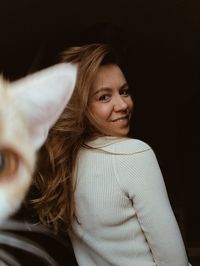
[
  {"left": 111, "top": 144, "right": 127, "bottom": 197},
  {"left": 112, "top": 145, "right": 152, "bottom": 197}
]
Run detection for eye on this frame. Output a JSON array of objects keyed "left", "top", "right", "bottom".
[
  {"left": 98, "top": 94, "right": 110, "bottom": 101},
  {"left": 120, "top": 88, "right": 130, "bottom": 96},
  {"left": 0, "top": 149, "right": 19, "bottom": 180}
]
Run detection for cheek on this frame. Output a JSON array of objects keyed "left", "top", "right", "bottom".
[
  {"left": 128, "top": 97, "right": 134, "bottom": 111},
  {"left": 90, "top": 103, "right": 112, "bottom": 120}
]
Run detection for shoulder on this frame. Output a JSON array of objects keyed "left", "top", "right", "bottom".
[
  {"left": 113, "top": 138, "right": 160, "bottom": 179},
  {"left": 113, "top": 139, "right": 161, "bottom": 197},
  {"left": 83, "top": 136, "right": 153, "bottom": 156},
  {"left": 113, "top": 138, "right": 152, "bottom": 154}
]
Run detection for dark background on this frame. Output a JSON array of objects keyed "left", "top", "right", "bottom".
[{"left": 1, "top": 0, "right": 200, "bottom": 263}]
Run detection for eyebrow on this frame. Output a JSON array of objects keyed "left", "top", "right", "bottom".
[{"left": 92, "top": 83, "right": 128, "bottom": 96}]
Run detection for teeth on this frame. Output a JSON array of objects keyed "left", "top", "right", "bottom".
[{"left": 113, "top": 117, "right": 128, "bottom": 122}]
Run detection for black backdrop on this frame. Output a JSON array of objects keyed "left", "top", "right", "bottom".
[{"left": 1, "top": 0, "right": 200, "bottom": 254}]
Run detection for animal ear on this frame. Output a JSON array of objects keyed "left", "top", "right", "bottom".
[{"left": 10, "top": 63, "right": 77, "bottom": 150}]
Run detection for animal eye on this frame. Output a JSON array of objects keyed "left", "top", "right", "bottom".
[
  {"left": 99, "top": 94, "right": 110, "bottom": 101},
  {"left": 0, "top": 149, "right": 19, "bottom": 180}
]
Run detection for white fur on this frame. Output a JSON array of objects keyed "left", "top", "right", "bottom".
[
  {"left": 0, "top": 63, "right": 77, "bottom": 223},
  {"left": 10, "top": 63, "right": 77, "bottom": 149}
]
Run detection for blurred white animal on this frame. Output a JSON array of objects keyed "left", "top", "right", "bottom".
[{"left": 0, "top": 63, "right": 77, "bottom": 224}]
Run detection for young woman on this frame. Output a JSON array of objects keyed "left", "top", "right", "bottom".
[{"left": 33, "top": 43, "right": 191, "bottom": 265}]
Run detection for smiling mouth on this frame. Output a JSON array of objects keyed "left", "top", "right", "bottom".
[{"left": 111, "top": 115, "right": 129, "bottom": 122}]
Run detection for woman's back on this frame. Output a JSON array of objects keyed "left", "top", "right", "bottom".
[
  {"left": 33, "top": 44, "right": 190, "bottom": 266},
  {"left": 70, "top": 137, "right": 189, "bottom": 266}
]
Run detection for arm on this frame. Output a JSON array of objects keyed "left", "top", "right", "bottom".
[{"left": 116, "top": 142, "right": 190, "bottom": 266}]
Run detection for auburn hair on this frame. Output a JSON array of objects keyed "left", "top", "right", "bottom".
[{"left": 32, "top": 43, "right": 124, "bottom": 231}]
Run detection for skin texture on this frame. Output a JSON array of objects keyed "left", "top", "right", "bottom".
[{"left": 89, "top": 64, "right": 133, "bottom": 137}]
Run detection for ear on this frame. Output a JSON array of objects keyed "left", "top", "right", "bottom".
[{"left": 9, "top": 63, "right": 77, "bottom": 150}]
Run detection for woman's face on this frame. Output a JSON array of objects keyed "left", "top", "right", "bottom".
[{"left": 88, "top": 64, "right": 133, "bottom": 137}]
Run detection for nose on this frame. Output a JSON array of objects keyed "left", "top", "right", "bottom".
[{"left": 113, "top": 94, "right": 128, "bottom": 112}]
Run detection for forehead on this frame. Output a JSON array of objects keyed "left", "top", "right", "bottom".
[{"left": 92, "top": 64, "right": 126, "bottom": 91}]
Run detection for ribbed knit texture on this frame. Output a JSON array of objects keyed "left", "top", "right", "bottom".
[{"left": 69, "top": 137, "right": 190, "bottom": 266}]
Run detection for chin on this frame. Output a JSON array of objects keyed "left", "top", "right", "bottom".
[{"left": 111, "top": 129, "right": 130, "bottom": 137}]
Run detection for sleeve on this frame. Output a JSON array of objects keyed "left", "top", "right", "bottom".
[{"left": 115, "top": 143, "right": 191, "bottom": 266}]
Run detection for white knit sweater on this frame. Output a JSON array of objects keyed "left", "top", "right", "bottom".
[{"left": 69, "top": 137, "right": 190, "bottom": 266}]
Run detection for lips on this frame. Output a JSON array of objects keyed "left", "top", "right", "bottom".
[{"left": 111, "top": 114, "right": 130, "bottom": 122}]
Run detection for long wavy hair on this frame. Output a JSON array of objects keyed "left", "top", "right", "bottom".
[{"left": 32, "top": 43, "right": 126, "bottom": 232}]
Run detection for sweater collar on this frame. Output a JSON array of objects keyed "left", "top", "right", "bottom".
[{"left": 86, "top": 136, "right": 128, "bottom": 148}]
